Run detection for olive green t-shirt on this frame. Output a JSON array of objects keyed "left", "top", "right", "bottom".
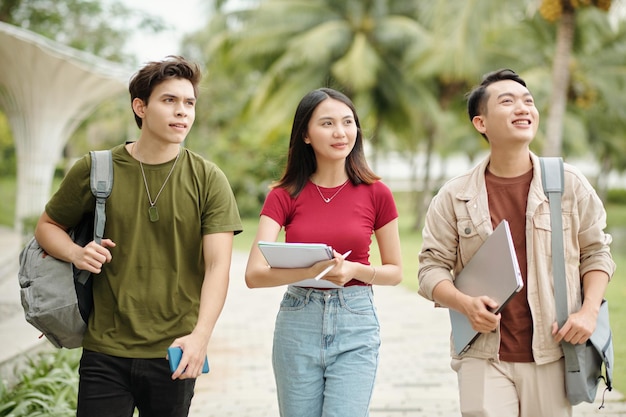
[{"left": 46, "top": 143, "right": 242, "bottom": 358}]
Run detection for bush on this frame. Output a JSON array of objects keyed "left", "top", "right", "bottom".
[
  {"left": 607, "top": 188, "right": 626, "bottom": 205},
  {"left": 0, "top": 349, "right": 81, "bottom": 417}
]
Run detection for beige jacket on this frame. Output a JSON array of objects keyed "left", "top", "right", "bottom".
[{"left": 418, "top": 152, "right": 615, "bottom": 364}]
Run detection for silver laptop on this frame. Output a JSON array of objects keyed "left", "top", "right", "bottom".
[{"left": 449, "top": 220, "right": 524, "bottom": 355}]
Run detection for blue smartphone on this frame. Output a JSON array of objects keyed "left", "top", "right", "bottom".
[{"left": 167, "top": 346, "right": 209, "bottom": 374}]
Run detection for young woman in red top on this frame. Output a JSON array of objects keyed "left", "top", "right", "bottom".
[{"left": 245, "top": 88, "right": 402, "bottom": 417}]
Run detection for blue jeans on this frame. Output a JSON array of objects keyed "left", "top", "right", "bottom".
[
  {"left": 77, "top": 350, "right": 196, "bottom": 417},
  {"left": 272, "top": 285, "right": 380, "bottom": 417}
]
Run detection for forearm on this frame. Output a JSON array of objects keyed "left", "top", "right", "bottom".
[
  {"left": 432, "top": 279, "right": 470, "bottom": 312},
  {"left": 245, "top": 255, "right": 333, "bottom": 288},
  {"left": 193, "top": 233, "right": 234, "bottom": 340},
  {"left": 580, "top": 270, "right": 609, "bottom": 316},
  {"left": 362, "top": 219, "right": 402, "bottom": 286},
  {"left": 34, "top": 212, "right": 76, "bottom": 262},
  {"left": 354, "top": 262, "right": 402, "bottom": 286},
  {"left": 193, "top": 266, "right": 229, "bottom": 342}
]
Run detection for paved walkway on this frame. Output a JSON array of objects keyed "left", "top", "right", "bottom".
[
  {"left": 188, "top": 250, "right": 625, "bottom": 416},
  {"left": 0, "top": 227, "right": 623, "bottom": 416}
]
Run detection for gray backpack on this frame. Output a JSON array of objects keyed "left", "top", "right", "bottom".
[{"left": 18, "top": 150, "right": 113, "bottom": 349}]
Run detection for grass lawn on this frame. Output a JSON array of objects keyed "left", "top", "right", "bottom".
[{"left": 2, "top": 177, "right": 625, "bottom": 394}]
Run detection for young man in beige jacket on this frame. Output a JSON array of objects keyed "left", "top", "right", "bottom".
[{"left": 418, "top": 68, "right": 614, "bottom": 417}]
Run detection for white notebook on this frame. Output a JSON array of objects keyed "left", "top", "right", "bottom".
[
  {"left": 257, "top": 241, "right": 343, "bottom": 288},
  {"left": 449, "top": 220, "right": 524, "bottom": 355},
  {"left": 258, "top": 241, "right": 333, "bottom": 268}
]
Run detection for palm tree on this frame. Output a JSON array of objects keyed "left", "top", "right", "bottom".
[
  {"left": 567, "top": 7, "right": 626, "bottom": 196},
  {"left": 537, "top": 0, "right": 614, "bottom": 156},
  {"left": 216, "top": 0, "right": 431, "bottom": 164},
  {"left": 187, "top": 0, "right": 626, "bottom": 222},
  {"left": 402, "top": 0, "right": 531, "bottom": 229}
]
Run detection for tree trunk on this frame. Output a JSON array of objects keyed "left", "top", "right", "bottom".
[
  {"left": 543, "top": 8, "right": 575, "bottom": 157},
  {"left": 413, "top": 131, "right": 435, "bottom": 232},
  {"left": 596, "top": 153, "right": 612, "bottom": 202},
  {"left": 370, "top": 120, "right": 380, "bottom": 172}
]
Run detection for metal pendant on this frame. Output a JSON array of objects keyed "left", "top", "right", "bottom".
[{"left": 148, "top": 206, "right": 159, "bottom": 222}]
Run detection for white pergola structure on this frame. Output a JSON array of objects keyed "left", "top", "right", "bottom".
[{"left": 0, "top": 22, "right": 132, "bottom": 234}]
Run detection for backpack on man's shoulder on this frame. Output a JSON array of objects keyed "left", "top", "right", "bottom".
[{"left": 18, "top": 150, "right": 113, "bottom": 349}]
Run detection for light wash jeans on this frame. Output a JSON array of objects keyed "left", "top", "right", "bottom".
[{"left": 272, "top": 285, "right": 380, "bottom": 417}]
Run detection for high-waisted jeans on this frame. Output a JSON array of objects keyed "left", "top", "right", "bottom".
[{"left": 272, "top": 285, "right": 381, "bottom": 417}]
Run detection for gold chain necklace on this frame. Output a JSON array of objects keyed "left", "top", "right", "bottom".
[
  {"left": 132, "top": 143, "right": 181, "bottom": 222},
  {"left": 314, "top": 179, "right": 350, "bottom": 203}
]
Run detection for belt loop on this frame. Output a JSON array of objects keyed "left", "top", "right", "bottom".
[
  {"left": 305, "top": 288, "right": 314, "bottom": 304},
  {"left": 337, "top": 288, "right": 345, "bottom": 306}
]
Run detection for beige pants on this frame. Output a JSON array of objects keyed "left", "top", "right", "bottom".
[{"left": 451, "top": 357, "right": 572, "bottom": 417}]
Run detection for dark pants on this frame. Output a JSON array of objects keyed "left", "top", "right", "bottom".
[{"left": 77, "top": 350, "right": 196, "bottom": 417}]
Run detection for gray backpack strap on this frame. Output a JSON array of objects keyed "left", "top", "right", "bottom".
[
  {"left": 540, "top": 157, "right": 564, "bottom": 197},
  {"left": 74, "top": 151, "right": 112, "bottom": 286},
  {"left": 540, "top": 157, "right": 566, "bottom": 324},
  {"left": 540, "top": 157, "right": 579, "bottom": 371},
  {"left": 89, "top": 150, "right": 113, "bottom": 242}
]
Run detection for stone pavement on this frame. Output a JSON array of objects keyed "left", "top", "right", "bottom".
[{"left": 0, "top": 227, "right": 624, "bottom": 416}]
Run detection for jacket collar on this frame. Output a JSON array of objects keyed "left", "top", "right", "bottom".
[{"left": 454, "top": 151, "right": 549, "bottom": 229}]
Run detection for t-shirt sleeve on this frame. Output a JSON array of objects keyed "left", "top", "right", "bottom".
[
  {"left": 373, "top": 181, "right": 398, "bottom": 230},
  {"left": 45, "top": 154, "right": 94, "bottom": 228},
  {"left": 260, "top": 187, "right": 293, "bottom": 227},
  {"left": 201, "top": 163, "right": 243, "bottom": 236}
]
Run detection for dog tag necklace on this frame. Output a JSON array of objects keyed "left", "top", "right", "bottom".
[{"left": 133, "top": 143, "right": 180, "bottom": 222}]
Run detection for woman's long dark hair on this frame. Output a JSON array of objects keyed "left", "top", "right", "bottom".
[{"left": 273, "top": 88, "right": 380, "bottom": 197}]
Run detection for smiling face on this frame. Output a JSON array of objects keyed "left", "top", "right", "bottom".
[
  {"left": 303, "top": 98, "right": 357, "bottom": 163},
  {"left": 132, "top": 77, "right": 196, "bottom": 146},
  {"left": 472, "top": 79, "right": 539, "bottom": 148}
]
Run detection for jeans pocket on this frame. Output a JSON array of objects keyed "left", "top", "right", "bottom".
[
  {"left": 341, "top": 292, "right": 375, "bottom": 316},
  {"left": 278, "top": 291, "right": 307, "bottom": 311}
]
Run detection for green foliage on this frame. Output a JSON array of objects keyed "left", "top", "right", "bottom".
[
  {"left": 607, "top": 189, "right": 626, "bottom": 205},
  {"left": 0, "top": 177, "right": 16, "bottom": 226},
  {"left": 3, "top": 0, "right": 626, "bottom": 230},
  {"left": 218, "top": 147, "right": 285, "bottom": 218},
  {"left": 203, "top": 0, "right": 431, "bottom": 151},
  {"left": 0, "top": 112, "right": 15, "bottom": 177},
  {"left": 177, "top": 0, "right": 626, "bottom": 224},
  {"left": 607, "top": 202, "right": 626, "bottom": 234},
  {"left": 605, "top": 250, "right": 626, "bottom": 393},
  {"left": 0, "top": 0, "right": 166, "bottom": 65},
  {"left": 0, "top": 0, "right": 169, "bottom": 215},
  {"left": 0, "top": 177, "right": 62, "bottom": 228},
  {"left": 68, "top": 94, "right": 133, "bottom": 157},
  {"left": 0, "top": 349, "right": 81, "bottom": 417}
]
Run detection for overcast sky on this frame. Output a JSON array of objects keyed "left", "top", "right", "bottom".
[{"left": 126, "top": 0, "right": 206, "bottom": 65}]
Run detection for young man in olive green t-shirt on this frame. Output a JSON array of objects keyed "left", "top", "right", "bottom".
[{"left": 35, "top": 56, "right": 242, "bottom": 417}]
